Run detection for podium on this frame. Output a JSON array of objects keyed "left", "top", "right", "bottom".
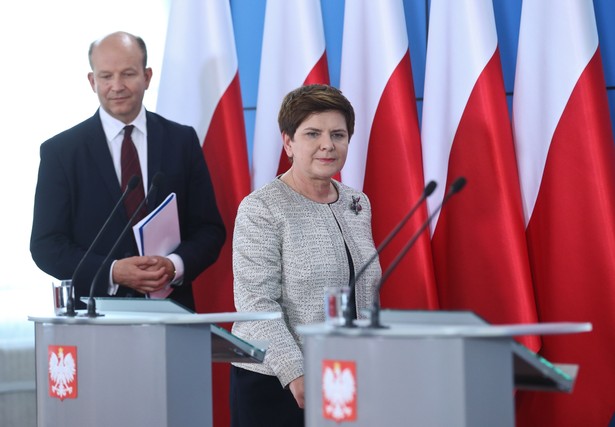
[
  {"left": 298, "top": 310, "right": 591, "bottom": 427},
  {"left": 29, "top": 299, "right": 278, "bottom": 427}
]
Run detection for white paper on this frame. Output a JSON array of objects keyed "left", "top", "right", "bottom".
[{"left": 132, "top": 192, "right": 180, "bottom": 256}]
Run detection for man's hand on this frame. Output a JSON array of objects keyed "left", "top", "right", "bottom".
[
  {"left": 112, "top": 256, "right": 175, "bottom": 293},
  {"left": 289, "top": 376, "right": 305, "bottom": 408}
]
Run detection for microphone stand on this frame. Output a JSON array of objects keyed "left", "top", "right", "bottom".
[
  {"left": 339, "top": 181, "right": 437, "bottom": 328},
  {"left": 86, "top": 173, "right": 164, "bottom": 317},
  {"left": 62, "top": 176, "right": 140, "bottom": 316},
  {"left": 367, "top": 177, "right": 467, "bottom": 329}
]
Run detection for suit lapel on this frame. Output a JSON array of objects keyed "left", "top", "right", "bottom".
[
  {"left": 85, "top": 111, "right": 123, "bottom": 204},
  {"left": 145, "top": 111, "right": 163, "bottom": 209},
  {"left": 85, "top": 110, "right": 164, "bottom": 216}
]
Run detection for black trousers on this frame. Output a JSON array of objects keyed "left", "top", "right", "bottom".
[{"left": 230, "top": 366, "right": 304, "bottom": 427}]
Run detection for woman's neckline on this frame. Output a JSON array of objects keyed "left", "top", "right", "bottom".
[{"left": 278, "top": 173, "right": 340, "bottom": 204}]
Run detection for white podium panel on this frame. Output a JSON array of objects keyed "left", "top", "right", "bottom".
[
  {"left": 30, "top": 302, "right": 279, "bottom": 427},
  {"left": 298, "top": 310, "right": 591, "bottom": 427},
  {"left": 35, "top": 321, "right": 211, "bottom": 427},
  {"left": 303, "top": 333, "right": 514, "bottom": 426}
]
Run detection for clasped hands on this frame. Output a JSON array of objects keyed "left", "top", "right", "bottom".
[{"left": 112, "top": 255, "right": 175, "bottom": 294}]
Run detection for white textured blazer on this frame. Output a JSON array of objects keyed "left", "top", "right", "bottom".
[{"left": 231, "top": 178, "right": 381, "bottom": 387}]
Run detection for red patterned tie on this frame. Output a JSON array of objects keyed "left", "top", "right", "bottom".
[{"left": 121, "top": 125, "right": 146, "bottom": 223}]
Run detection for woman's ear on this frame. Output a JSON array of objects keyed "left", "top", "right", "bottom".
[{"left": 282, "top": 132, "right": 293, "bottom": 158}]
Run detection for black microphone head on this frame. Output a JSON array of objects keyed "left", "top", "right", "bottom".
[
  {"left": 450, "top": 177, "right": 467, "bottom": 194},
  {"left": 127, "top": 175, "right": 141, "bottom": 191},
  {"left": 151, "top": 172, "right": 165, "bottom": 188},
  {"left": 424, "top": 180, "right": 437, "bottom": 197}
]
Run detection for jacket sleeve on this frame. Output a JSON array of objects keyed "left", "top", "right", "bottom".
[{"left": 232, "top": 195, "right": 304, "bottom": 387}]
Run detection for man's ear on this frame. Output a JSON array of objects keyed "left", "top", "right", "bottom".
[
  {"left": 87, "top": 72, "right": 96, "bottom": 93},
  {"left": 144, "top": 67, "right": 153, "bottom": 88}
]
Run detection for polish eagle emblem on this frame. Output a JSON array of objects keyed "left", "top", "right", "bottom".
[
  {"left": 322, "top": 360, "right": 357, "bottom": 422},
  {"left": 48, "top": 345, "right": 77, "bottom": 400}
]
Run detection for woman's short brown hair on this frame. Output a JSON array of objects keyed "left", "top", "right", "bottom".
[{"left": 278, "top": 84, "right": 355, "bottom": 140}]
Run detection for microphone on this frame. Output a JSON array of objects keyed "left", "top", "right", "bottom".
[
  {"left": 339, "top": 180, "right": 437, "bottom": 327},
  {"left": 63, "top": 175, "right": 141, "bottom": 316},
  {"left": 86, "top": 172, "right": 164, "bottom": 317},
  {"left": 366, "top": 176, "right": 467, "bottom": 328}
]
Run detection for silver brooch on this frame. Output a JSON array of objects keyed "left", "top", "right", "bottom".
[{"left": 350, "top": 196, "right": 362, "bottom": 215}]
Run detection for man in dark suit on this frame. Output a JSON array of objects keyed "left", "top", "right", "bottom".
[{"left": 30, "top": 31, "right": 225, "bottom": 311}]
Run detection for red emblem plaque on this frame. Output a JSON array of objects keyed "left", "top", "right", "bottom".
[
  {"left": 322, "top": 360, "right": 357, "bottom": 422},
  {"left": 48, "top": 345, "right": 78, "bottom": 400}
]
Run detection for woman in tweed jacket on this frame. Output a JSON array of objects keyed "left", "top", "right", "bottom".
[{"left": 230, "top": 84, "right": 381, "bottom": 426}]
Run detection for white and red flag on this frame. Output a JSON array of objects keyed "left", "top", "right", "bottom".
[
  {"left": 513, "top": 1, "right": 615, "bottom": 425},
  {"left": 421, "top": 0, "right": 538, "bottom": 342},
  {"left": 340, "top": 0, "right": 437, "bottom": 309},
  {"left": 156, "top": 2, "right": 250, "bottom": 426},
  {"left": 251, "top": 0, "right": 330, "bottom": 190}
]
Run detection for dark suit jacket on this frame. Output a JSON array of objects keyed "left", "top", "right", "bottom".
[{"left": 30, "top": 110, "right": 226, "bottom": 311}]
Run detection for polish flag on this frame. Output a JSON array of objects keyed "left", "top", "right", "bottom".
[
  {"left": 421, "top": 0, "right": 539, "bottom": 344},
  {"left": 340, "top": 0, "right": 437, "bottom": 309},
  {"left": 251, "top": 0, "right": 330, "bottom": 190},
  {"left": 513, "top": 1, "right": 615, "bottom": 425},
  {"left": 156, "top": 2, "right": 250, "bottom": 426}
]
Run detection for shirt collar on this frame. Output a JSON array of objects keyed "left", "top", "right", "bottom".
[{"left": 99, "top": 105, "right": 147, "bottom": 140}]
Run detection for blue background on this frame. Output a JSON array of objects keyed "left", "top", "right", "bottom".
[{"left": 228, "top": 0, "right": 615, "bottom": 160}]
